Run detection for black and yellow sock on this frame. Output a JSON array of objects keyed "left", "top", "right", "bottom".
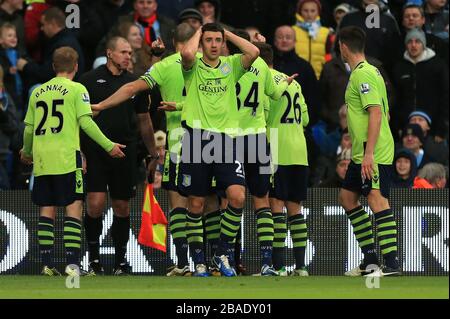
[
  {"left": 346, "top": 206, "right": 378, "bottom": 264},
  {"left": 256, "top": 208, "right": 274, "bottom": 266},
  {"left": 375, "top": 209, "right": 399, "bottom": 269},
  {"left": 272, "top": 213, "right": 287, "bottom": 270},
  {"left": 84, "top": 213, "right": 103, "bottom": 262},
  {"left": 38, "top": 216, "right": 55, "bottom": 267},
  {"left": 111, "top": 215, "right": 130, "bottom": 267},
  {"left": 64, "top": 217, "right": 82, "bottom": 266},
  {"left": 169, "top": 207, "right": 189, "bottom": 267},
  {"left": 204, "top": 209, "right": 221, "bottom": 258},
  {"left": 288, "top": 214, "right": 307, "bottom": 269},
  {"left": 216, "top": 205, "right": 242, "bottom": 256},
  {"left": 186, "top": 212, "right": 205, "bottom": 265}
]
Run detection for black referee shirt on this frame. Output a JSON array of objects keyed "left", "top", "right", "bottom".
[{"left": 79, "top": 65, "right": 149, "bottom": 148}]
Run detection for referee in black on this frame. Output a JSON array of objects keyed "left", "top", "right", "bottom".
[{"left": 79, "top": 37, "right": 159, "bottom": 275}]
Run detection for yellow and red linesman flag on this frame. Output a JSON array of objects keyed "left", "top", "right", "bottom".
[{"left": 138, "top": 184, "right": 168, "bottom": 252}]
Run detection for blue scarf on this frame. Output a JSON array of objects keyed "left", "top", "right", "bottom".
[{"left": 296, "top": 14, "right": 322, "bottom": 39}]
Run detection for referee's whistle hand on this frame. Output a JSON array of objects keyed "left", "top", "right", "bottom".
[{"left": 109, "top": 143, "right": 126, "bottom": 158}]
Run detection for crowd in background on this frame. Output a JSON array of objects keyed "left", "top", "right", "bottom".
[{"left": 0, "top": 0, "right": 448, "bottom": 191}]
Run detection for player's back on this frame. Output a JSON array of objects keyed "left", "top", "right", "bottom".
[
  {"left": 266, "top": 69, "right": 309, "bottom": 166},
  {"left": 25, "top": 76, "right": 92, "bottom": 176},
  {"left": 235, "top": 57, "right": 281, "bottom": 134}
]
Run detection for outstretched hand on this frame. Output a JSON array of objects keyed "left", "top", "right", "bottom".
[
  {"left": 158, "top": 101, "right": 178, "bottom": 112},
  {"left": 109, "top": 143, "right": 126, "bottom": 158},
  {"left": 285, "top": 73, "right": 299, "bottom": 85}
]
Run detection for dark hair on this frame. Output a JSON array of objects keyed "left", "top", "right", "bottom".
[
  {"left": 42, "top": 7, "right": 66, "bottom": 28},
  {"left": 201, "top": 23, "right": 224, "bottom": 39},
  {"left": 338, "top": 26, "right": 366, "bottom": 53},
  {"left": 227, "top": 29, "right": 250, "bottom": 55},
  {"left": 174, "top": 23, "right": 196, "bottom": 44},
  {"left": 53, "top": 47, "right": 78, "bottom": 73},
  {"left": 402, "top": 4, "right": 425, "bottom": 18},
  {"left": 255, "top": 42, "right": 273, "bottom": 66}
]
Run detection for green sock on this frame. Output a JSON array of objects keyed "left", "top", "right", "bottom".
[
  {"left": 186, "top": 212, "right": 205, "bottom": 265},
  {"left": 38, "top": 216, "right": 55, "bottom": 267},
  {"left": 375, "top": 209, "right": 399, "bottom": 269},
  {"left": 204, "top": 210, "right": 221, "bottom": 258},
  {"left": 169, "top": 207, "right": 189, "bottom": 267},
  {"left": 346, "top": 206, "right": 378, "bottom": 264},
  {"left": 288, "top": 214, "right": 307, "bottom": 269},
  {"left": 64, "top": 217, "right": 82, "bottom": 266},
  {"left": 256, "top": 207, "right": 274, "bottom": 266},
  {"left": 272, "top": 213, "right": 286, "bottom": 270}
]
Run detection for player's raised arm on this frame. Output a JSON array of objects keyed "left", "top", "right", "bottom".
[
  {"left": 181, "top": 27, "right": 202, "bottom": 70},
  {"left": 92, "top": 79, "right": 149, "bottom": 111},
  {"left": 225, "top": 29, "right": 260, "bottom": 70}
]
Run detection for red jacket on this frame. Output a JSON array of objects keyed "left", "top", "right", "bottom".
[{"left": 24, "top": 1, "right": 51, "bottom": 62}]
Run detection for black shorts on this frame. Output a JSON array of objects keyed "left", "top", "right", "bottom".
[
  {"left": 32, "top": 170, "right": 84, "bottom": 207},
  {"left": 84, "top": 142, "right": 137, "bottom": 200},
  {"left": 236, "top": 134, "right": 271, "bottom": 197},
  {"left": 162, "top": 151, "right": 183, "bottom": 193},
  {"left": 177, "top": 126, "right": 246, "bottom": 197},
  {"left": 270, "top": 165, "right": 308, "bottom": 204},
  {"left": 342, "top": 161, "right": 393, "bottom": 199}
]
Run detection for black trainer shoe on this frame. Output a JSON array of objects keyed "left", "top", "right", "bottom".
[
  {"left": 113, "top": 263, "right": 132, "bottom": 276},
  {"left": 88, "top": 260, "right": 105, "bottom": 276},
  {"left": 380, "top": 265, "right": 402, "bottom": 277}
]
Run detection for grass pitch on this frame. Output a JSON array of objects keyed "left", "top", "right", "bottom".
[{"left": 0, "top": 276, "right": 447, "bottom": 299}]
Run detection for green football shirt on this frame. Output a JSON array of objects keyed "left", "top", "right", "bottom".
[
  {"left": 345, "top": 61, "right": 394, "bottom": 165},
  {"left": 24, "top": 77, "right": 93, "bottom": 176},
  {"left": 266, "top": 70, "right": 309, "bottom": 166},
  {"left": 234, "top": 57, "right": 288, "bottom": 135},
  {"left": 140, "top": 52, "right": 188, "bottom": 152},
  {"left": 182, "top": 54, "right": 246, "bottom": 134}
]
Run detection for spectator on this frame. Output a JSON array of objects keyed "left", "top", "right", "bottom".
[
  {"left": 115, "top": 0, "right": 176, "bottom": 52},
  {"left": 195, "top": 0, "right": 232, "bottom": 30},
  {"left": 318, "top": 148, "right": 351, "bottom": 188},
  {"left": 93, "top": 0, "right": 132, "bottom": 37},
  {"left": 23, "top": 0, "right": 51, "bottom": 63},
  {"left": 339, "top": 0, "right": 402, "bottom": 71},
  {"left": 334, "top": 3, "right": 352, "bottom": 29},
  {"left": 401, "top": 123, "right": 435, "bottom": 169},
  {"left": 0, "top": 64, "right": 22, "bottom": 190},
  {"left": 408, "top": 110, "right": 448, "bottom": 166},
  {"left": 0, "top": 0, "right": 26, "bottom": 55},
  {"left": 392, "top": 28, "right": 449, "bottom": 140},
  {"left": 401, "top": 3, "right": 448, "bottom": 62},
  {"left": 117, "top": 21, "right": 162, "bottom": 75},
  {"left": 392, "top": 148, "right": 418, "bottom": 188},
  {"left": 178, "top": 8, "right": 203, "bottom": 30},
  {"left": 292, "top": 0, "right": 333, "bottom": 79},
  {"left": 413, "top": 162, "right": 447, "bottom": 188},
  {"left": 17, "top": 7, "right": 85, "bottom": 87},
  {"left": 0, "top": 23, "right": 24, "bottom": 116},
  {"left": 423, "top": 0, "right": 449, "bottom": 40},
  {"left": 273, "top": 25, "right": 320, "bottom": 125},
  {"left": 53, "top": 0, "right": 105, "bottom": 72}
]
